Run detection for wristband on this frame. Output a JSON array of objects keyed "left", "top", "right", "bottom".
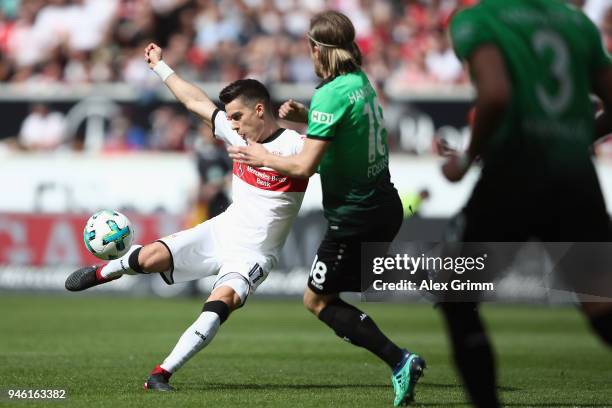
[{"left": 153, "top": 61, "right": 175, "bottom": 82}]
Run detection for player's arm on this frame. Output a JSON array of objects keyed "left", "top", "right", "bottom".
[
  {"left": 228, "top": 138, "right": 329, "bottom": 178},
  {"left": 593, "top": 66, "right": 612, "bottom": 142},
  {"left": 145, "top": 43, "right": 217, "bottom": 127},
  {"left": 442, "top": 44, "right": 511, "bottom": 182},
  {"left": 581, "top": 11, "right": 612, "bottom": 144},
  {"left": 466, "top": 45, "right": 511, "bottom": 158}
]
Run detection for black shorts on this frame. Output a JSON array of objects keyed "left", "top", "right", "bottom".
[
  {"left": 456, "top": 169, "right": 611, "bottom": 242},
  {"left": 307, "top": 198, "right": 403, "bottom": 294},
  {"left": 440, "top": 169, "right": 612, "bottom": 303}
]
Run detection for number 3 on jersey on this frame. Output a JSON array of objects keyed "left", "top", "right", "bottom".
[
  {"left": 532, "top": 30, "right": 573, "bottom": 115},
  {"left": 363, "top": 97, "right": 386, "bottom": 163}
]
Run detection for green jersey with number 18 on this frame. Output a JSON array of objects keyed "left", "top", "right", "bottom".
[
  {"left": 307, "top": 70, "right": 399, "bottom": 234},
  {"left": 450, "top": 0, "right": 612, "bottom": 174}
]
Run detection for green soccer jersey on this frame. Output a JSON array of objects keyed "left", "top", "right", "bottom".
[
  {"left": 307, "top": 70, "right": 398, "bottom": 233},
  {"left": 450, "top": 0, "right": 612, "bottom": 173}
]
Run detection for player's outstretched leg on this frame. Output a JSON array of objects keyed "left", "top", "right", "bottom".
[
  {"left": 65, "top": 265, "right": 118, "bottom": 291},
  {"left": 440, "top": 302, "right": 500, "bottom": 408},
  {"left": 65, "top": 242, "right": 172, "bottom": 291},
  {"left": 304, "top": 289, "right": 426, "bottom": 406},
  {"left": 144, "top": 278, "right": 248, "bottom": 391},
  {"left": 582, "top": 302, "right": 612, "bottom": 348}
]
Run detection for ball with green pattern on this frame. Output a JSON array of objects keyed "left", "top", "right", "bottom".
[{"left": 83, "top": 210, "right": 133, "bottom": 260}]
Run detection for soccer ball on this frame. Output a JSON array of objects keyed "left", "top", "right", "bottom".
[{"left": 83, "top": 210, "right": 133, "bottom": 260}]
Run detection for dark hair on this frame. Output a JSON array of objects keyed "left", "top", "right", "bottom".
[
  {"left": 219, "top": 79, "right": 273, "bottom": 112},
  {"left": 308, "top": 10, "right": 362, "bottom": 76}
]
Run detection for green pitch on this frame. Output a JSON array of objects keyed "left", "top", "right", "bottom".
[{"left": 1, "top": 295, "right": 611, "bottom": 407}]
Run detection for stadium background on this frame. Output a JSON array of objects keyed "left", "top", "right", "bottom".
[
  {"left": 1, "top": 0, "right": 611, "bottom": 298},
  {"left": 2, "top": 2, "right": 612, "bottom": 407}
]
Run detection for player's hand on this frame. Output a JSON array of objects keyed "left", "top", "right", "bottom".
[
  {"left": 228, "top": 141, "right": 268, "bottom": 168},
  {"left": 441, "top": 154, "right": 471, "bottom": 183},
  {"left": 145, "top": 43, "right": 163, "bottom": 69},
  {"left": 436, "top": 138, "right": 458, "bottom": 157},
  {"left": 278, "top": 99, "right": 308, "bottom": 123}
]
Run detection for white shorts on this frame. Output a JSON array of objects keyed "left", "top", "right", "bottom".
[{"left": 157, "top": 218, "right": 269, "bottom": 293}]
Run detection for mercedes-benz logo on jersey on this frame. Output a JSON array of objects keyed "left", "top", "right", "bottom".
[{"left": 236, "top": 163, "right": 244, "bottom": 177}]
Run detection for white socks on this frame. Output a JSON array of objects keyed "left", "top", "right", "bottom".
[
  {"left": 160, "top": 311, "right": 221, "bottom": 373},
  {"left": 99, "top": 245, "right": 142, "bottom": 279}
]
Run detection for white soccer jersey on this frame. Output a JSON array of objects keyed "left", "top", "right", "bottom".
[{"left": 210, "top": 109, "right": 307, "bottom": 272}]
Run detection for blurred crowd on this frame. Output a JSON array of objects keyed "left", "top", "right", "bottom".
[
  {"left": 9, "top": 100, "right": 222, "bottom": 153},
  {"left": 1, "top": 0, "right": 611, "bottom": 155},
  {"left": 0, "top": 0, "right": 608, "bottom": 88},
  {"left": 1, "top": 0, "right": 611, "bottom": 222},
  {"left": 0, "top": 0, "right": 461, "bottom": 87}
]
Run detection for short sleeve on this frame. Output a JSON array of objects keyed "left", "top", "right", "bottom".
[
  {"left": 292, "top": 135, "right": 306, "bottom": 155},
  {"left": 449, "top": 7, "right": 495, "bottom": 61},
  {"left": 212, "top": 109, "right": 246, "bottom": 146},
  {"left": 306, "top": 87, "right": 348, "bottom": 140}
]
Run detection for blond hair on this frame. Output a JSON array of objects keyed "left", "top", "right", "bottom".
[{"left": 308, "top": 10, "right": 362, "bottom": 77}]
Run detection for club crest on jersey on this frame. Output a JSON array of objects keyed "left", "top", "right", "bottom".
[
  {"left": 311, "top": 110, "right": 334, "bottom": 125},
  {"left": 236, "top": 163, "right": 245, "bottom": 177}
]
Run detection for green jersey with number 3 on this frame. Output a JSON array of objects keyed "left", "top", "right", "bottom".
[
  {"left": 450, "top": 0, "right": 612, "bottom": 172},
  {"left": 307, "top": 70, "right": 398, "bottom": 233}
]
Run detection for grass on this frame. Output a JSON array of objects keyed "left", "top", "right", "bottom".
[{"left": 1, "top": 295, "right": 611, "bottom": 407}]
